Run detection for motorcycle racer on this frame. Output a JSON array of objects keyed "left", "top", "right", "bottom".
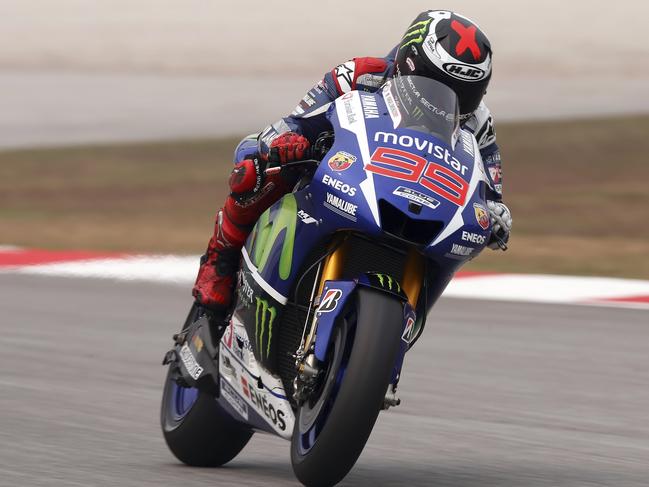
[{"left": 193, "top": 10, "right": 513, "bottom": 312}]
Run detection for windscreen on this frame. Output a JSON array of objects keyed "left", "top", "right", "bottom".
[{"left": 382, "top": 75, "right": 460, "bottom": 146}]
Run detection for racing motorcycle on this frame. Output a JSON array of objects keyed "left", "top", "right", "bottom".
[{"left": 160, "top": 75, "right": 499, "bottom": 486}]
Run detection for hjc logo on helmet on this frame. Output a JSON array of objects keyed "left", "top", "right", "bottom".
[{"left": 443, "top": 63, "right": 486, "bottom": 81}]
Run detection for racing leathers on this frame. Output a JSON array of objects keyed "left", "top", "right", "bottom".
[{"left": 193, "top": 49, "right": 507, "bottom": 311}]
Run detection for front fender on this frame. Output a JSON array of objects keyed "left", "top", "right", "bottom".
[{"left": 314, "top": 275, "right": 414, "bottom": 383}]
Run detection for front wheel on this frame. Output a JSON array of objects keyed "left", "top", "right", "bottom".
[
  {"left": 290, "top": 288, "right": 404, "bottom": 486},
  {"left": 160, "top": 304, "right": 253, "bottom": 467}
]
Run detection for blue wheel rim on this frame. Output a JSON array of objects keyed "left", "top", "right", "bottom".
[
  {"left": 170, "top": 381, "right": 199, "bottom": 420},
  {"left": 297, "top": 321, "right": 352, "bottom": 455}
]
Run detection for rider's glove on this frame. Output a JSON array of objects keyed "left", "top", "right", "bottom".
[
  {"left": 266, "top": 132, "right": 310, "bottom": 164},
  {"left": 486, "top": 200, "right": 512, "bottom": 250}
]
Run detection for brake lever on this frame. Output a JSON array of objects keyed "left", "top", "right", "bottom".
[{"left": 264, "top": 159, "right": 320, "bottom": 176}]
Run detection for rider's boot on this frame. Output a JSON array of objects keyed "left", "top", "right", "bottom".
[{"left": 192, "top": 208, "right": 249, "bottom": 312}]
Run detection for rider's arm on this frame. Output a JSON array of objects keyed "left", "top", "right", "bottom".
[
  {"left": 258, "top": 55, "right": 393, "bottom": 156},
  {"left": 465, "top": 102, "right": 503, "bottom": 201}
]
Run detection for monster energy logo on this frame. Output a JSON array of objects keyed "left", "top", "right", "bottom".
[
  {"left": 400, "top": 19, "right": 432, "bottom": 50},
  {"left": 375, "top": 274, "right": 401, "bottom": 292},
  {"left": 255, "top": 297, "right": 276, "bottom": 360}
]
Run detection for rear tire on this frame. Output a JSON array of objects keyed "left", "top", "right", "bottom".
[
  {"left": 160, "top": 304, "right": 253, "bottom": 467},
  {"left": 290, "top": 288, "right": 404, "bottom": 486}
]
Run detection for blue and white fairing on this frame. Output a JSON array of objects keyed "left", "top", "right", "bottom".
[
  {"left": 215, "top": 76, "right": 495, "bottom": 438},
  {"left": 242, "top": 76, "right": 494, "bottom": 302},
  {"left": 308, "top": 76, "right": 494, "bottom": 267}
]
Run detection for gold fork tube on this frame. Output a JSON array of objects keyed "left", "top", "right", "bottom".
[
  {"left": 317, "top": 237, "right": 348, "bottom": 296},
  {"left": 304, "top": 236, "right": 349, "bottom": 352},
  {"left": 402, "top": 248, "right": 424, "bottom": 307}
]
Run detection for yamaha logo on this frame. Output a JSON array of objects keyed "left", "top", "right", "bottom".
[{"left": 443, "top": 63, "right": 486, "bottom": 81}]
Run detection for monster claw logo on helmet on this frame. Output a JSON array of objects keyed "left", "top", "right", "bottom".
[
  {"left": 395, "top": 10, "right": 493, "bottom": 117},
  {"left": 327, "top": 151, "right": 357, "bottom": 172}
]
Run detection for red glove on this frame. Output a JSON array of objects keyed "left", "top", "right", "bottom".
[{"left": 266, "top": 132, "right": 310, "bottom": 164}]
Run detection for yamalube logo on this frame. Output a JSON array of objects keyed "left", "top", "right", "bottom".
[
  {"left": 324, "top": 193, "right": 358, "bottom": 222},
  {"left": 443, "top": 63, "right": 486, "bottom": 81}
]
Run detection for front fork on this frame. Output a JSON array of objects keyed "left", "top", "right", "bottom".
[{"left": 293, "top": 233, "right": 425, "bottom": 405}]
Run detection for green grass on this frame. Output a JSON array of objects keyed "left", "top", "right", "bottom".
[{"left": 1, "top": 116, "right": 648, "bottom": 278}]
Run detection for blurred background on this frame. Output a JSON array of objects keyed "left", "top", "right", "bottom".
[
  {"left": 2, "top": 3, "right": 649, "bottom": 486},
  {"left": 1, "top": 0, "right": 648, "bottom": 277}
]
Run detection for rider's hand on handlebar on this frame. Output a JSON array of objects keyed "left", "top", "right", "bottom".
[
  {"left": 487, "top": 201, "right": 512, "bottom": 250},
  {"left": 265, "top": 132, "right": 311, "bottom": 165}
]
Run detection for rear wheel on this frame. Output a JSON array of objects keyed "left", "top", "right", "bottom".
[
  {"left": 160, "top": 304, "right": 253, "bottom": 466},
  {"left": 290, "top": 288, "right": 404, "bottom": 486}
]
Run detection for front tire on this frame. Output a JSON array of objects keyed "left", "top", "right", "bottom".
[
  {"left": 160, "top": 304, "right": 253, "bottom": 467},
  {"left": 290, "top": 288, "right": 404, "bottom": 486}
]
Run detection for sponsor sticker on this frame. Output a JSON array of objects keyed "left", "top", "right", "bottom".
[
  {"left": 402, "top": 316, "right": 416, "bottom": 344},
  {"left": 382, "top": 83, "right": 402, "bottom": 127},
  {"left": 322, "top": 174, "right": 357, "bottom": 196},
  {"left": 461, "top": 230, "right": 486, "bottom": 245},
  {"left": 488, "top": 166, "right": 502, "bottom": 186},
  {"left": 237, "top": 272, "right": 254, "bottom": 307},
  {"left": 240, "top": 376, "right": 250, "bottom": 398},
  {"left": 222, "top": 321, "right": 234, "bottom": 349},
  {"left": 327, "top": 151, "right": 356, "bottom": 172},
  {"left": 473, "top": 203, "right": 490, "bottom": 230},
  {"left": 220, "top": 378, "right": 249, "bottom": 420},
  {"left": 298, "top": 209, "right": 317, "bottom": 225},
  {"left": 342, "top": 96, "right": 357, "bottom": 124},
  {"left": 443, "top": 63, "right": 487, "bottom": 81},
  {"left": 393, "top": 186, "right": 440, "bottom": 210},
  {"left": 360, "top": 94, "right": 380, "bottom": 119},
  {"left": 179, "top": 343, "right": 203, "bottom": 380},
  {"left": 324, "top": 192, "right": 358, "bottom": 222},
  {"left": 369, "top": 273, "right": 401, "bottom": 292},
  {"left": 406, "top": 57, "right": 416, "bottom": 72},
  {"left": 220, "top": 354, "right": 237, "bottom": 379},
  {"left": 460, "top": 130, "right": 475, "bottom": 157},
  {"left": 247, "top": 382, "right": 287, "bottom": 431},
  {"left": 318, "top": 289, "right": 343, "bottom": 313},
  {"left": 450, "top": 243, "right": 473, "bottom": 256},
  {"left": 255, "top": 298, "right": 277, "bottom": 361},
  {"left": 373, "top": 132, "right": 469, "bottom": 176}
]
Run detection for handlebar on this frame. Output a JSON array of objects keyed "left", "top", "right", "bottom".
[{"left": 264, "top": 159, "right": 320, "bottom": 176}]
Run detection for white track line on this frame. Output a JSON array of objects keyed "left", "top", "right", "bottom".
[{"left": 2, "top": 252, "right": 648, "bottom": 309}]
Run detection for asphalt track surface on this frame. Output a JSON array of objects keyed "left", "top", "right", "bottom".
[{"left": 1, "top": 274, "right": 648, "bottom": 486}]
